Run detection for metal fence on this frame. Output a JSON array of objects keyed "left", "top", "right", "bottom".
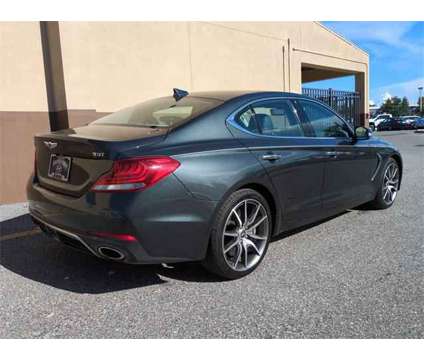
[{"left": 302, "top": 87, "right": 361, "bottom": 127}]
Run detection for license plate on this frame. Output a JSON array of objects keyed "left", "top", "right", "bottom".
[{"left": 48, "top": 154, "right": 72, "bottom": 182}]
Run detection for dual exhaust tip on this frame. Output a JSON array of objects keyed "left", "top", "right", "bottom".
[{"left": 97, "top": 246, "right": 125, "bottom": 261}]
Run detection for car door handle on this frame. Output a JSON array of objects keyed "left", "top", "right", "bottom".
[
  {"left": 325, "top": 151, "right": 337, "bottom": 157},
  {"left": 262, "top": 153, "right": 282, "bottom": 161}
]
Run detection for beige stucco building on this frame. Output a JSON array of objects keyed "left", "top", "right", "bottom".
[{"left": 0, "top": 21, "right": 369, "bottom": 204}]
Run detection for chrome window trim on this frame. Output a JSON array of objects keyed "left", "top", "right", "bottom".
[
  {"left": 226, "top": 96, "right": 355, "bottom": 140},
  {"left": 245, "top": 144, "right": 371, "bottom": 151}
]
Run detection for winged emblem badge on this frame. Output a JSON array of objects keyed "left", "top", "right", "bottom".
[{"left": 44, "top": 141, "right": 58, "bottom": 150}]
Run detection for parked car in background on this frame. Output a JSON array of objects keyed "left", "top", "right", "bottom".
[
  {"left": 400, "top": 115, "right": 419, "bottom": 123},
  {"left": 27, "top": 90, "right": 403, "bottom": 279},
  {"left": 399, "top": 117, "right": 417, "bottom": 130},
  {"left": 369, "top": 113, "right": 392, "bottom": 131},
  {"left": 400, "top": 116, "right": 419, "bottom": 128},
  {"left": 377, "top": 118, "right": 402, "bottom": 131},
  {"left": 414, "top": 117, "right": 424, "bottom": 129}
]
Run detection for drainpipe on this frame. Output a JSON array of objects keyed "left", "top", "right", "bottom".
[{"left": 40, "top": 21, "right": 69, "bottom": 131}]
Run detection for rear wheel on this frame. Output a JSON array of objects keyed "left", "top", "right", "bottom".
[
  {"left": 202, "top": 189, "right": 271, "bottom": 279},
  {"left": 366, "top": 158, "right": 400, "bottom": 209}
]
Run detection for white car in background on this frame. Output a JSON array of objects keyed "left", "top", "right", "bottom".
[{"left": 369, "top": 113, "right": 392, "bottom": 131}]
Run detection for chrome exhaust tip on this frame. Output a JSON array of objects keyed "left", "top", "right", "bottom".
[{"left": 98, "top": 246, "right": 125, "bottom": 261}]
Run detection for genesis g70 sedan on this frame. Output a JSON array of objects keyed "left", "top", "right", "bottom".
[{"left": 28, "top": 90, "right": 403, "bottom": 279}]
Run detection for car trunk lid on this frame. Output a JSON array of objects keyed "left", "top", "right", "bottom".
[{"left": 34, "top": 124, "right": 168, "bottom": 197}]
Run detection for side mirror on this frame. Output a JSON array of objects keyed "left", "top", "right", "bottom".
[{"left": 354, "top": 126, "right": 372, "bottom": 139}]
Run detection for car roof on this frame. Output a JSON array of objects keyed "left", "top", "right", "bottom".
[{"left": 188, "top": 90, "right": 305, "bottom": 102}]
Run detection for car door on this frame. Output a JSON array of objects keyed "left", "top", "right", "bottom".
[
  {"left": 294, "top": 99, "right": 379, "bottom": 211},
  {"left": 228, "top": 98, "right": 327, "bottom": 230}
]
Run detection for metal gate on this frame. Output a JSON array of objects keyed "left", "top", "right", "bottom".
[{"left": 302, "top": 88, "right": 361, "bottom": 127}]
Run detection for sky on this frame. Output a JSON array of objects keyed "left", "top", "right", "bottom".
[{"left": 305, "top": 22, "right": 424, "bottom": 106}]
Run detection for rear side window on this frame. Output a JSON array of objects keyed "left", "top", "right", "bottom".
[
  {"left": 236, "top": 99, "right": 304, "bottom": 137},
  {"left": 92, "top": 96, "right": 222, "bottom": 128},
  {"left": 297, "top": 100, "right": 351, "bottom": 138}
]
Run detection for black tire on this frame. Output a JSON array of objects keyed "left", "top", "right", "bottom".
[
  {"left": 202, "top": 188, "right": 272, "bottom": 279},
  {"left": 365, "top": 158, "right": 400, "bottom": 210},
  {"left": 369, "top": 124, "right": 375, "bottom": 132}
]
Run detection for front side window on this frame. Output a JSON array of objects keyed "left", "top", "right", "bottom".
[
  {"left": 235, "top": 99, "right": 304, "bottom": 137},
  {"left": 297, "top": 100, "right": 351, "bottom": 138}
]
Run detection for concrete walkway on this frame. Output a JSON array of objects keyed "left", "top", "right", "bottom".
[{"left": 0, "top": 202, "right": 29, "bottom": 222}]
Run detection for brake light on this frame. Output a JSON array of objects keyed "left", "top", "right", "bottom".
[{"left": 92, "top": 156, "right": 180, "bottom": 192}]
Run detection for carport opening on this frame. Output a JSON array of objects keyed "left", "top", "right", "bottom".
[{"left": 301, "top": 64, "right": 364, "bottom": 127}]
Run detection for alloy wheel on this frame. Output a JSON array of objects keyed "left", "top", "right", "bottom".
[
  {"left": 222, "top": 199, "right": 269, "bottom": 272},
  {"left": 382, "top": 162, "right": 400, "bottom": 205}
]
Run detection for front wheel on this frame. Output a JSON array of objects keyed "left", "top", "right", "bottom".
[
  {"left": 366, "top": 158, "right": 400, "bottom": 209},
  {"left": 202, "top": 189, "right": 272, "bottom": 279}
]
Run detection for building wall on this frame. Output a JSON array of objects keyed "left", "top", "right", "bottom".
[
  {"left": 59, "top": 21, "right": 368, "bottom": 114},
  {"left": 0, "top": 22, "right": 50, "bottom": 203},
  {"left": 0, "top": 21, "right": 369, "bottom": 204}
]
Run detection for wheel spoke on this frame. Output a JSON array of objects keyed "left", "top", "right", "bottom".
[
  {"left": 248, "top": 204, "right": 261, "bottom": 226},
  {"left": 244, "top": 239, "right": 261, "bottom": 255},
  {"left": 247, "top": 215, "right": 267, "bottom": 231},
  {"left": 244, "top": 201, "right": 248, "bottom": 226},
  {"left": 243, "top": 243, "right": 248, "bottom": 268},
  {"left": 233, "top": 243, "right": 242, "bottom": 269},
  {"left": 248, "top": 233, "right": 267, "bottom": 241},
  {"left": 383, "top": 188, "right": 390, "bottom": 201},
  {"left": 390, "top": 187, "right": 396, "bottom": 201},
  {"left": 232, "top": 209, "right": 243, "bottom": 227},
  {"left": 224, "top": 239, "right": 239, "bottom": 253},
  {"left": 391, "top": 167, "right": 398, "bottom": 180},
  {"left": 386, "top": 189, "right": 393, "bottom": 201},
  {"left": 224, "top": 231, "right": 238, "bottom": 237}
]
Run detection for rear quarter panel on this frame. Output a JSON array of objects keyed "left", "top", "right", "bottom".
[{"left": 138, "top": 105, "right": 282, "bottom": 235}]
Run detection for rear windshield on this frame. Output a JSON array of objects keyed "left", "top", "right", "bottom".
[{"left": 91, "top": 96, "right": 222, "bottom": 128}]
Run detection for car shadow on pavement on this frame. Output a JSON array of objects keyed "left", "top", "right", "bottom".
[
  {"left": 0, "top": 215, "right": 225, "bottom": 294},
  {"left": 1, "top": 211, "right": 351, "bottom": 293}
]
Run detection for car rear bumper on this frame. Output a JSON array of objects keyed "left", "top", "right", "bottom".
[{"left": 27, "top": 175, "right": 217, "bottom": 264}]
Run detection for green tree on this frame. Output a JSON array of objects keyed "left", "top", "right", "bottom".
[
  {"left": 400, "top": 97, "right": 409, "bottom": 116},
  {"left": 380, "top": 96, "right": 403, "bottom": 116},
  {"left": 379, "top": 98, "right": 392, "bottom": 114}
]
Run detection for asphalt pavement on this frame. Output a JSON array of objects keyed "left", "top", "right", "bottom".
[{"left": 0, "top": 130, "right": 423, "bottom": 338}]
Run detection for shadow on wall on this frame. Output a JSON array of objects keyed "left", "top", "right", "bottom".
[{"left": 0, "top": 109, "right": 110, "bottom": 204}]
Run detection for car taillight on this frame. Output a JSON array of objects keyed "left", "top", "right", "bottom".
[{"left": 92, "top": 156, "right": 180, "bottom": 192}]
